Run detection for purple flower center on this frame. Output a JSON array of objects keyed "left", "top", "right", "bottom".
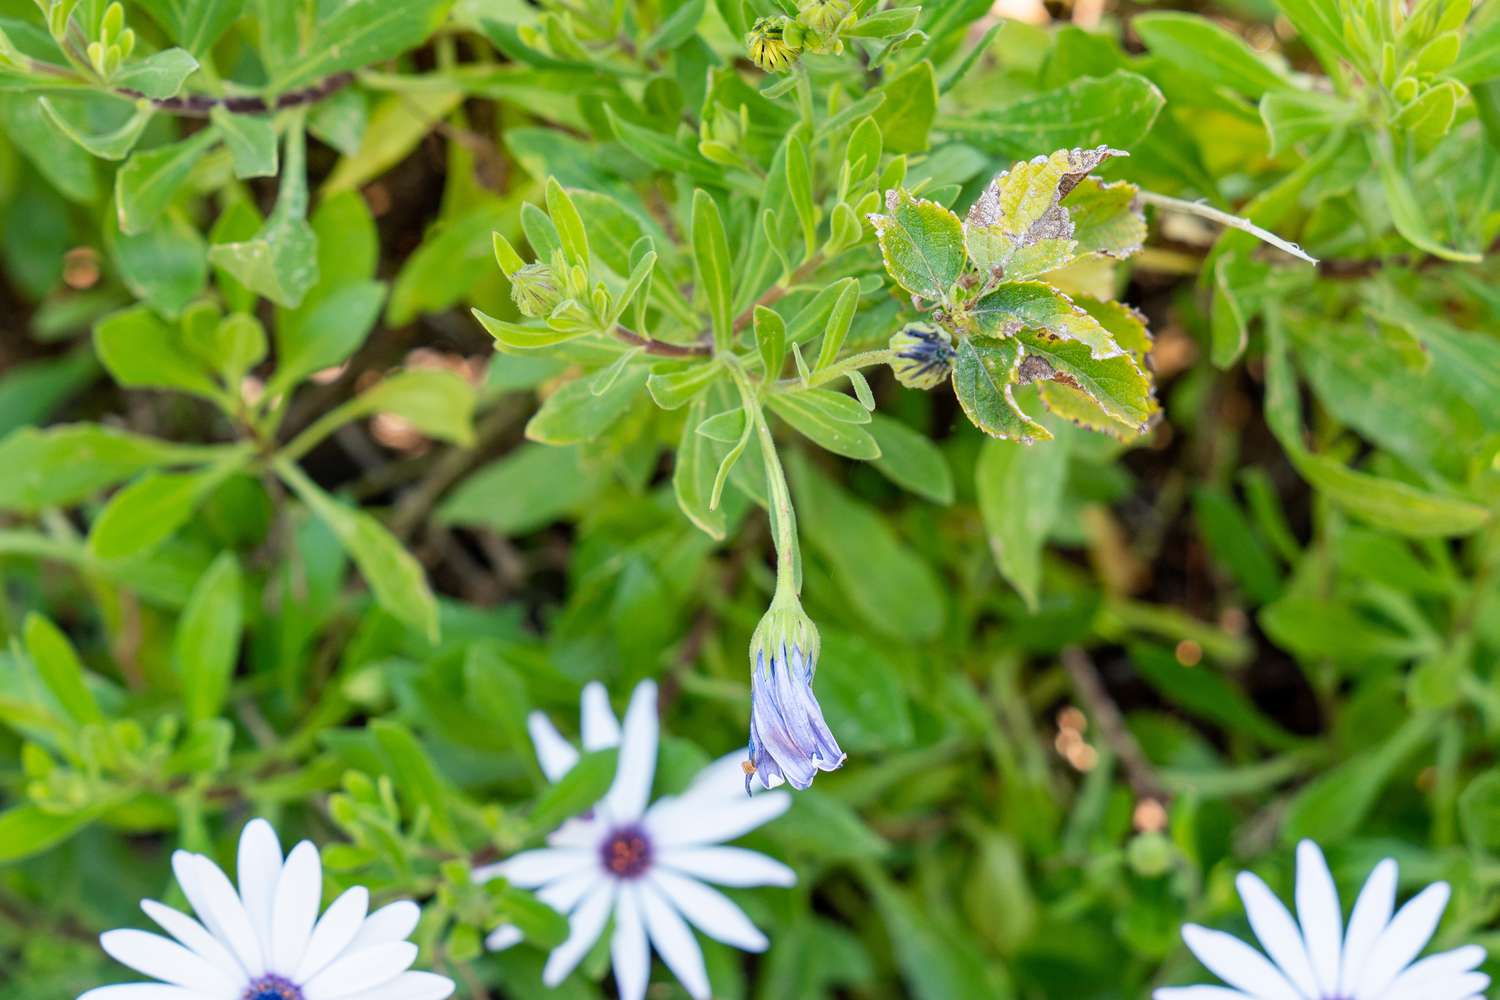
[
  {"left": 244, "top": 975, "right": 302, "bottom": 1000},
  {"left": 600, "top": 825, "right": 653, "bottom": 879}
]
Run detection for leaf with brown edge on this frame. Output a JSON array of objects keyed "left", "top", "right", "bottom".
[
  {"left": 952, "top": 337, "right": 1051, "bottom": 442},
  {"left": 868, "top": 188, "right": 967, "bottom": 302},
  {"left": 1014, "top": 327, "right": 1154, "bottom": 428},
  {"left": 971, "top": 282, "right": 1125, "bottom": 360},
  {"left": 964, "top": 146, "right": 1125, "bottom": 274}
]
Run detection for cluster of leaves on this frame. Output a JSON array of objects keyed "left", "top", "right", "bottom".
[{"left": 0, "top": 0, "right": 1498, "bottom": 998}]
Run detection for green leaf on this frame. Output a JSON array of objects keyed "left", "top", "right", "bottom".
[
  {"left": 526, "top": 367, "right": 649, "bottom": 445},
  {"left": 0, "top": 424, "right": 212, "bottom": 513},
  {"left": 787, "top": 133, "right": 817, "bottom": 259},
  {"left": 323, "top": 87, "right": 463, "bottom": 195},
  {"left": 791, "top": 455, "right": 946, "bottom": 640},
  {"left": 529, "top": 748, "right": 618, "bottom": 832},
  {"left": 209, "top": 123, "right": 320, "bottom": 307},
  {"left": 675, "top": 393, "right": 729, "bottom": 540},
  {"left": 1130, "top": 643, "right": 1299, "bottom": 750},
  {"left": 755, "top": 306, "right": 787, "bottom": 381},
  {"left": 1136, "top": 13, "right": 1291, "bottom": 96},
  {"left": 372, "top": 719, "right": 456, "bottom": 843},
  {"left": 273, "top": 0, "right": 452, "bottom": 90},
  {"left": 867, "top": 413, "right": 954, "bottom": 504},
  {"left": 873, "top": 61, "right": 938, "bottom": 154},
  {"left": 646, "top": 362, "right": 723, "bottom": 410},
  {"left": 0, "top": 805, "right": 96, "bottom": 864},
  {"left": 1371, "top": 133, "right": 1480, "bottom": 262},
  {"left": 271, "top": 283, "right": 386, "bottom": 393},
  {"left": 174, "top": 553, "right": 242, "bottom": 722},
  {"left": 545, "top": 177, "right": 590, "bottom": 268},
  {"left": 440, "top": 444, "right": 601, "bottom": 536},
  {"left": 972, "top": 282, "right": 1125, "bottom": 359},
  {"left": 134, "top": 0, "right": 245, "bottom": 54},
  {"left": 24, "top": 613, "right": 103, "bottom": 725},
  {"left": 115, "top": 130, "right": 218, "bottom": 235},
  {"left": 346, "top": 370, "right": 477, "bottom": 447},
  {"left": 38, "top": 96, "right": 151, "bottom": 160},
  {"left": 963, "top": 146, "right": 1121, "bottom": 277},
  {"left": 210, "top": 107, "right": 279, "bottom": 178},
  {"left": 691, "top": 189, "right": 734, "bottom": 352},
  {"left": 1272, "top": 0, "right": 1355, "bottom": 69},
  {"left": 869, "top": 188, "right": 966, "bottom": 301},
  {"left": 1015, "top": 328, "right": 1154, "bottom": 428},
  {"left": 113, "top": 48, "right": 198, "bottom": 99},
  {"left": 88, "top": 458, "right": 245, "bottom": 561},
  {"left": 644, "top": 0, "right": 705, "bottom": 54},
  {"left": 816, "top": 629, "right": 915, "bottom": 751},
  {"left": 105, "top": 212, "right": 207, "bottom": 319},
  {"left": 813, "top": 278, "right": 861, "bottom": 371},
  {"left": 975, "top": 433, "right": 1069, "bottom": 609},
  {"left": 1064, "top": 177, "right": 1147, "bottom": 259},
  {"left": 1259, "top": 90, "right": 1357, "bottom": 156},
  {"left": 94, "top": 305, "right": 220, "bottom": 400},
  {"left": 767, "top": 390, "right": 880, "bottom": 460},
  {"left": 945, "top": 70, "right": 1164, "bottom": 159},
  {"left": 952, "top": 337, "right": 1050, "bottom": 442},
  {"left": 279, "top": 462, "right": 439, "bottom": 640}
]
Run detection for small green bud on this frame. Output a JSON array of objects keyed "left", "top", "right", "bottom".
[
  {"left": 798, "top": 0, "right": 852, "bottom": 34},
  {"left": 1127, "top": 831, "right": 1175, "bottom": 878},
  {"left": 747, "top": 16, "right": 801, "bottom": 73},
  {"left": 102, "top": 1, "right": 124, "bottom": 41},
  {"left": 510, "top": 261, "right": 564, "bottom": 318},
  {"left": 1392, "top": 75, "right": 1421, "bottom": 104},
  {"left": 117, "top": 27, "right": 134, "bottom": 58},
  {"left": 87, "top": 40, "right": 106, "bottom": 75},
  {"left": 888, "top": 322, "right": 955, "bottom": 390}
]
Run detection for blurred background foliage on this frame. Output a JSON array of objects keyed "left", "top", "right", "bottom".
[{"left": 1, "top": 0, "right": 1499, "bottom": 998}]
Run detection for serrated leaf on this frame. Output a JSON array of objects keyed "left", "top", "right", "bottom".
[
  {"left": 952, "top": 337, "right": 1050, "bottom": 442},
  {"left": 972, "top": 282, "right": 1124, "bottom": 359},
  {"left": 1064, "top": 177, "right": 1146, "bottom": 259},
  {"left": 1014, "top": 328, "right": 1154, "bottom": 428},
  {"left": 869, "top": 188, "right": 966, "bottom": 301},
  {"left": 964, "top": 146, "right": 1121, "bottom": 275}
]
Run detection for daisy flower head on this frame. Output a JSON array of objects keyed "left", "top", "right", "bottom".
[
  {"left": 82, "top": 818, "right": 454, "bottom": 1000},
  {"left": 745, "top": 595, "right": 846, "bottom": 792},
  {"left": 477, "top": 679, "right": 797, "bottom": 1000},
  {"left": 1156, "top": 839, "right": 1487, "bottom": 1000}
]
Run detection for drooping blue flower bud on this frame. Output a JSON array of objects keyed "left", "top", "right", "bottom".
[
  {"left": 889, "top": 321, "right": 955, "bottom": 390},
  {"left": 744, "top": 598, "right": 845, "bottom": 792}
]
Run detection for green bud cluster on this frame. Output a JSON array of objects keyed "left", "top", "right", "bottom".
[{"left": 85, "top": 2, "right": 135, "bottom": 79}]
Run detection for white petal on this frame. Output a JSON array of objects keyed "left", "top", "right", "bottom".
[
  {"left": 645, "top": 790, "right": 791, "bottom": 848},
  {"left": 140, "top": 901, "right": 245, "bottom": 985},
  {"left": 528, "top": 711, "right": 580, "bottom": 783},
  {"left": 1236, "top": 871, "right": 1320, "bottom": 997},
  {"left": 545, "top": 816, "right": 604, "bottom": 851},
  {"left": 1340, "top": 859, "right": 1397, "bottom": 996},
  {"left": 333, "top": 971, "right": 455, "bottom": 1000},
  {"left": 612, "top": 884, "right": 650, "bottom": 1000},
  {"left": 648, "top": 870, "right": 767, "bottom": 952},
  {"left": 1378, "top": 945, "right": 1487, "bottom": 1000},
  {"left": 488, "top": 848, "right": 593, "bottom": 889},
  {"left": 301, "top": 942, "right": 418, "bottom": 1000},
  {"left": 603, "top": 681, "right": 658, "bottom": 823},
  {"left": 1152, "top": 989, "right": 1256, "bottom": 1000},
  {"left": 346, "top": 902, "right": 421, "bottom": 953},
  {"left": 100, "top": 930, "right": 240, "bottom": 995},
  {"left": 685, "top": 753, "right": 754, "bottom": 801},
  {"left": 1354, "top": 882, "right": 1450, "bottom": 998},
  {"left": 1180, "top": 925, "right": 1302, "bottom": 1000},
  {"left": 484, "top": 924, "right": 523, "bottom": 952},
  {"left": 542, "top": 882, "right": 616, "bottom": 987},
  {"left": 78, "top": 987, "right": 216, "bottom": 1000},
  {"left": 638, "top": 878, "right": 710, "bottom": 1000},
  {"left": 270, "top": 840, "right": 322, "bottom": 975},
  {"left": 173, "top": 852, "right": 265, "bottom": 977},
  {"left": 659, "top": 846, "right": 796, "bottom": 888},
  {"left": 537, "top": 868, "right": 602, "bottom": 914},
  {"left": 1381, "top": 972, "right": 1490, "bottom": 1000},
  {"left": 236, "top": 819, "right": 283, "bottom": 955},
  {"left": 580, "top": 682, "right": 622, "bottom": 751},
  {"left": 1294, "top": 841, "right": 1342, "bottom": 996},
  {"left": 295, "top": 886, "right": 369, "bottom": 983}
]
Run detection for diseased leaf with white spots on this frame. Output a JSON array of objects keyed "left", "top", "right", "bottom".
[
  {"left": 971, "top": 282, "right": 1124, "bottom": 360},
  {"left": 1014, "top": 328, "right": 1154, "bottom": 428},
  {"left": 1064, "top": 178, "right": 1146, "bottom": 259},
  {"left": 952, "top": 337, "right": 1050, "bottom": 442}
]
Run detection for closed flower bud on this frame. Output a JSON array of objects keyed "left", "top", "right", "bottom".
[
  {"left": 889, "top": 321, "right": 956, "bottom": 390},
  {"left": 747, "top": 16, "right": 800, "bottom": 73},
  {"left": 510, "top": 261, "right": 562, "bottom": 318},
  {"left": 744, "top": 597, "right": 845, "bottom": 792},
  {"left": 798, "top": 0, "right": 851, "bottom": 33}
]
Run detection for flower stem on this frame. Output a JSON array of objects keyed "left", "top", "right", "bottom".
[{"left": 735, "top": 363, "right": 800, "bottom": 602}]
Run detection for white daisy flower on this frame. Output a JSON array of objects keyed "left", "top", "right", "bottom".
[
  {"left": 82, "top": 818, "right": 455, "bottom": 1000},
  {"left": 476, "top": 680, "right": 796, "bottom": 1000},
  {"left": 1156, "top": 839, "right": 1488, "bottom": 1000}
]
